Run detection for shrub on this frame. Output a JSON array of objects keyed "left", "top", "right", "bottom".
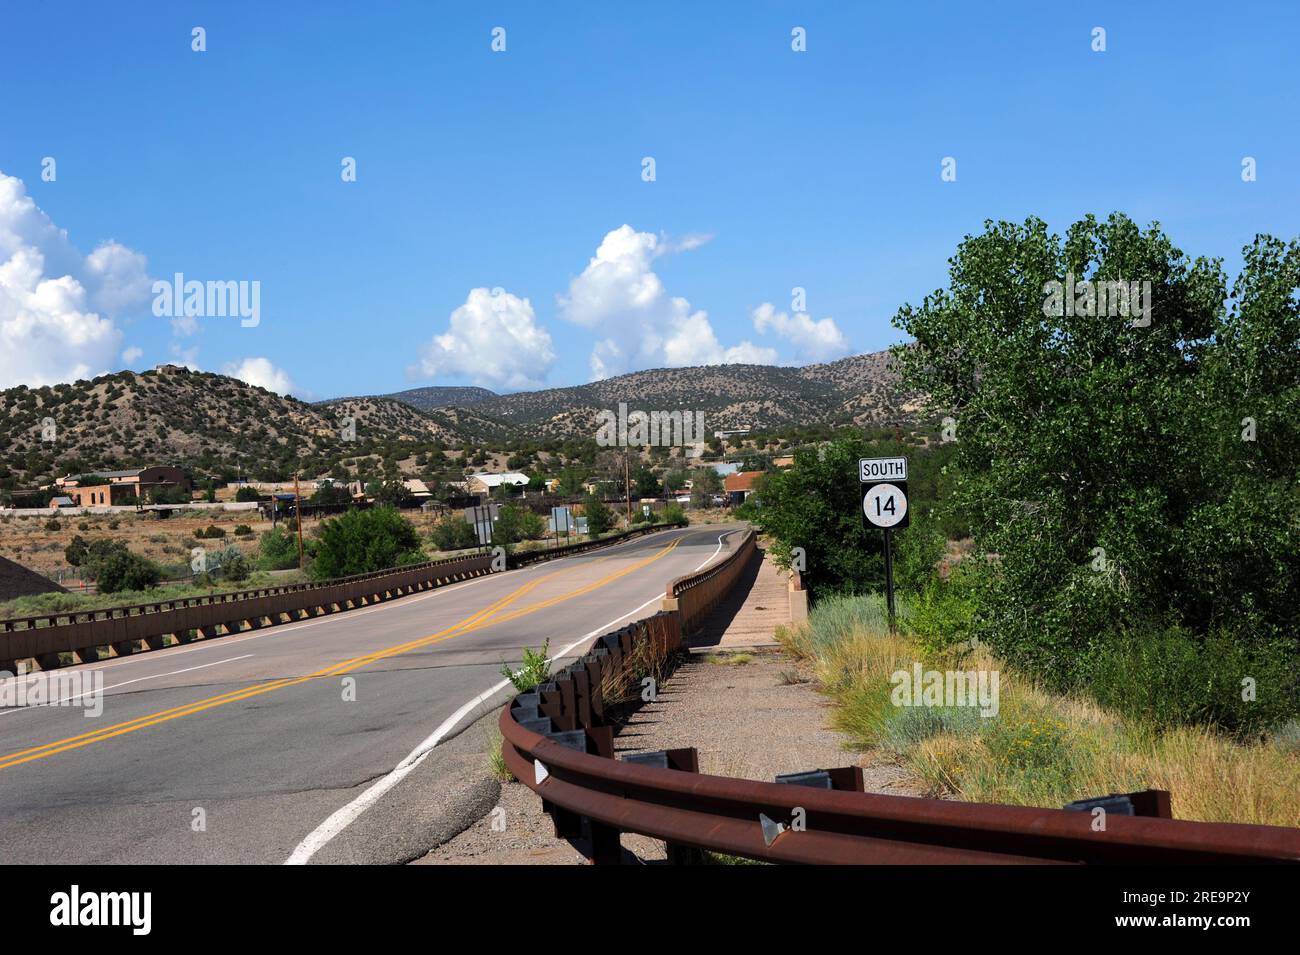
[
  {"left": 233, "top": 524, "right": 253, "bottom": 536},
  {"left": 258, "top": 527, "right": 301, "bottom": 570},
  {"left": 91, "top": 546, "right": 162, "bottom": 593},
  {"left": 431, "top": 515, "right": 478, "bottom": 551},
  {"left": 518, "top": 507, "right": 546, "bottom": 540},
  {"left": 662, "top": 503, "right": 687, "bottom": 525},
  {"left": 492, "top": 502, "right": 528, "bottom": 547},
  {"left": 583, "top": 496, "right": 614, "bottom": 536},
  {"left": 64, "top": 535, "right": 89, "bottom": 567},
  {"left": 1082, "top": 623, "right": 1297, "bottom": 737},
  {"left": 219, "top": 549, "right": 252, "bottom": 583},
  {"left": 501, "top": 639, "right": 551, "bottom": 692},
  {"left": 881, "top": 705, "right": 983, "bottom": 754},
  {"left": 310, "top": 507, "right": 423, "bottom": 579},
  {"left": 44, "top": 518, "right": 60, "bottom": 532},
  {"left": 234, "top": 486, "right": 260, "bottom": 502},
  {"left": 984, "top": 713, "right": 1071, "bottom": 772},
  {"left": 904, "top": 564, "right": 980, "bottom": 655}
]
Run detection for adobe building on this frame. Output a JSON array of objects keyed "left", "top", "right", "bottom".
[{"left": 55, "top": 467, "right": 191, "bottom": 506}]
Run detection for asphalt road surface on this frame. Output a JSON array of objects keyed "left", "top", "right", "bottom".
[{"left": 0, "top": 524, "right": 743, "bottom": 864}]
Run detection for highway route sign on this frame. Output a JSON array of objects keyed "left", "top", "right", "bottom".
[{"left": 862, "top": 482, "right": 909, "bottom": 529}]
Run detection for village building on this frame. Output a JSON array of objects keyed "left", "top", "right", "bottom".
[
  {"left": 466, "top": 472, "right": 529, "bottom": 496},
  {"left": 723, "top": 470, "right": 765, "bottom": 505},
  {"left": 54, "top": 466, "right": 191, "bottom": 506}
]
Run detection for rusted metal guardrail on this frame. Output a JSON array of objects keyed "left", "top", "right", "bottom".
[
  {"left": 508, "top": 520, "right": 685, "bottom": 569},
  {"left": 663, "top": 528, "right": 756, "bottom": 633},
  {"left": 0, "top": 553, "right": 494, "bottom": 673},
  {"left": 501, "top": 532, "right": 1300, "bottom": 865},
  {"left": 0, "top": 520, "right": 685, "bottom": 673}
]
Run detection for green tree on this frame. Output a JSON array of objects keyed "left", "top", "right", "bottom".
[
  {"left": 583, "top": 495, "right": 614, "bottom": 536},
  {"left": 891, "top": 214, "right": 1300, "bottom": 733},
  {"left": 493, "top": 502, "right": 527, "bottom": 547},
  {"left": 366, "top": 479, "right": 407, "bottom": 508},
  {"left": 689, "top": 467, "right": 722, "bottom": 507},
  {"left": 518, "top": 507, "right": 545, "bottom": 540},
  {"left": 311, "top": 480, "right": 352, "bottom": 505},
  {"left": 431, "top": 515, "right": 478, "bottom": 551},
  {"left": 84, "top": 542, "right": 162, "bottom": 593},
  {"left": 556, "top": 467, "right": 587, "bottom": 496},
  {"left": 258, "top": 526, "right": 301, "bottom": 570},
  {"left": 64, "top": 534, "right": 89, "bottom": 567},
  {"left": 662, "top": 502, "right": 687, "bottom": 525},
  {"left": 310, "top": 507, "right": 424, "bottom": 579},
  {"left": 632, "top": 467, "right": 660, "bottom": 498}
]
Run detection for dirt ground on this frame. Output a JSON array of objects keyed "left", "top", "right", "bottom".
[{"left": 0, "top": 508, "right": 284, "bottom": 583}]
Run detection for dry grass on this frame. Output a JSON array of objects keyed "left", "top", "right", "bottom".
[
  {"left": 599, "top": 632, "right": 676, "bottom": 706},
  {"left": 704, "top": 652, "right": 753, "bottom": 666},
  {"left": 789, "top": 601, "right": 1300, "bottom": 828},
  {"left": 0, "top": 508, "right": 276, "bottom": 581},
  {"left": 485, "top": 727, "right": 513, "bottom": 783}
]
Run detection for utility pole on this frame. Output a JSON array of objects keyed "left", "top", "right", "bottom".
[
  {"left": 623, "top": 449, "right": 633, "bottom": 526},
  {"left": 294, "top": 472, "right": 305, "bottom": 570}
]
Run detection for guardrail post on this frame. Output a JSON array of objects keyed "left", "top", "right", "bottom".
[
  {"left": 584, "top": 656, "right": 606, "bottom": 725},
  {"left": 622, "top": 747, "right": 703, "bottom": 864},
  {"left": 571, "top": 666, "right": 593, "bottom": 728},
  {"left": 555, "top": 675, "right": 576, "bottom": 731},
  {"left": 587, "top": 820, "right": 622, "bottom": 865}
]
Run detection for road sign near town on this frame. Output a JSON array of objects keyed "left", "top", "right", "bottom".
[
  {"left": 862, "top": 482, "right": 909, "bottom": 529},
  {"left": 858, "top": 456, "right": 910, "bottom": 634},
  {"left": 859, "top": 456, "right": 908, "bottom": 483}
]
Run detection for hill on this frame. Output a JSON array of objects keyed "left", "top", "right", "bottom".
[
  {"left": 0, "top": 365, "right": 466, "bottom": 490},
  {"left": 325, "top": 384, "right": 497, "bottom": 412},
  {"left": 0, "top": 349, "right": 916, "bottom": 491},
  {"left": 376, "top": 350, "right": 916, "bottom": 441}
]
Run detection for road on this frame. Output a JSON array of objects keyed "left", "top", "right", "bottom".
[{"left": 0, "top": 524, "right": 741, "bottom": 864}]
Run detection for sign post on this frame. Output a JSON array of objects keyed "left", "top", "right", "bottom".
[{"left": 859, "top": 457, "right": 909, "bottom": 633}]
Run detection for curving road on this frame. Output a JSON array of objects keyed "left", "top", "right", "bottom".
[{"left": 0, "top": 524, "right": 743, "bottom": 864}]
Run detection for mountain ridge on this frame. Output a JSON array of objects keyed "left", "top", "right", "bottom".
[{"left": 0, "top": 349, "right": 918, "bottom": 490}]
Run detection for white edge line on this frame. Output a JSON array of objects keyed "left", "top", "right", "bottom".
[{"left": 284, "top": 529, "right": 730, "bottom": 865}]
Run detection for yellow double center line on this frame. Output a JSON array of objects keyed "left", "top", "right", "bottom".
[{"left": 0, "top": 536, "right": 681, "bottom": 771}]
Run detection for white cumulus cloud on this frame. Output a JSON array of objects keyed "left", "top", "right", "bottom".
[
  {"left": 225, "top": 356, "right": 294, "bottom": 395},
  {"left": 121, "top": 345, "right": 143, "bottom": 364},
  {"left": 411, "top": 287, "right": 554, "bottom": 390},
  {"left": 558, "top": 225, "right": 776, "bottom": 379},
  {"left": 0, "top": 172, "right": 153, "bottom": 388},
  {"left": 751, "top": 302, "right": 851, "bottom": 363}
]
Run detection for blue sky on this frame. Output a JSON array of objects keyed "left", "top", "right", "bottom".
[{"left": 2, "top": 1, "right": 1296, "bottom": 399}]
